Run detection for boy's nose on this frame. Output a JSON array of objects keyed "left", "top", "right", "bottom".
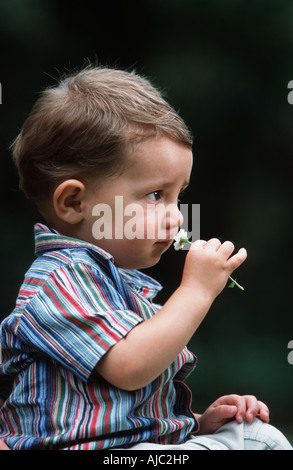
[{"left": 164, "top": 204, "right": 183, "bottom": 232}]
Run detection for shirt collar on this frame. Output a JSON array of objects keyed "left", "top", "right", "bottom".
[
  {"left": 34, "top": 223, "right": 114, "bottom": 262},
  {"left": 34, "top": 223, "right": 162, "bottom": 299}
]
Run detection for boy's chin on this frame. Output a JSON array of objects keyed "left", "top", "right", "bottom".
[
  {"left": 115, "top": 252, "right": 163, "bottom": 270},
  {"left": 114, "top": 240, "right": 172, "bottom": 270}
]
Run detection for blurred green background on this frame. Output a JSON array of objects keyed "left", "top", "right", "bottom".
[{"left": 0, "top": 0, "right": 292, "bottom": 438}]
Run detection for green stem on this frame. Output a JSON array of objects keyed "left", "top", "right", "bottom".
[{"left": 228, "top": 276, "right": 244, "bottom": 291}]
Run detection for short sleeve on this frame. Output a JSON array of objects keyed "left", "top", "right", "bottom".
[{"left": 14, "top": 263, "right": 143, "bottom": 381}]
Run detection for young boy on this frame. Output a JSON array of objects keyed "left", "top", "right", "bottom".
[{"left": 0, "top": 66, "right": 291, "bottom": 450}]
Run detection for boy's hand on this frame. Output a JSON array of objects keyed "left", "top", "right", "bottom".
[
  {"left": 196, "top": 394, "right": 270, "bottom": 435},
  {"left": 181, "top": 238, "right": 247, "bottom": 301}
]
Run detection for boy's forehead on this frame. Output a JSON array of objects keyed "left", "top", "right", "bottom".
[{"left": 124, "top": 137, "right": 193, "bottom": 184}]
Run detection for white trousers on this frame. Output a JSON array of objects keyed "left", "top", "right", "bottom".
[{"left": 123, "top": 419, "right": 292, "bottom": 450}]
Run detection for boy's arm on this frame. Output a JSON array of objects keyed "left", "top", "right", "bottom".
[
  {"left": 0, "top": 439, "right": 9, "bottom": 450},
  {"left": 96, "top": 284, "right": 211, "bottom": 390},
  {"left": 96, "top": 239, "right": 247, "bottom": 391}
]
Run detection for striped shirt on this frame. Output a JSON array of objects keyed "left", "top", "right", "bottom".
[{"left": 0, "top": 223, "right": 197, "bottom": 450}]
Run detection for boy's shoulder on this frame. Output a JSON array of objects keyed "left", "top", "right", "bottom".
[
  {"left": 32, "top": 222, "right": 114, "bottom": 276},
  {"left": 4, "top": 224, "right": 163, "bottom": 322},
  {"left": 9, "top": 224, "right": 113, "bottom": 312}
]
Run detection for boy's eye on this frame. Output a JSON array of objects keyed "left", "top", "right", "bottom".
[{"left": 145, "top": 190, "right": 162, "bottom": 202}]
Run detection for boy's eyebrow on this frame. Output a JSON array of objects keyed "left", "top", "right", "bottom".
[{"left": 140, "top": 178, "right": 190, "bottom": 193}]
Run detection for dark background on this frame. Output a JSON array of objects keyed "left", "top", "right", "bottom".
[{"left": 0, "top": 0, "right": 292, "bottom": 437}]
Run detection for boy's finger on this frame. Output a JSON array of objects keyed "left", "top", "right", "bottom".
[
  {"left": 216, "top": 394, "right": 247, "bottom": 423},
  {"left": 217, "top": 240, "right": 235, "bottom": 258},
  {"left": 231, "top": 396, "right": 247, "bottom": 423},
  {"left": 257, "top": 401, "right": 270, "bottom": 423},
  {"left": 203, "top": 238, "right": 222, "bottom": 251},
  {"left": 227, "top": 248, "right": 247, "bottom": 271},
  {"left": 190, "top": 239, "right": 207, "bottom": 250},
  {"left": 245, "top": 395, "right": 259, "bottom": 422},
  {"left": 219, "top": 405, "right": 238, "bottom": 419}
]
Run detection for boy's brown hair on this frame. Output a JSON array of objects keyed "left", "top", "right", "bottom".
[{"left": 11, "top": 66, "right": 192, "bottom": 207}]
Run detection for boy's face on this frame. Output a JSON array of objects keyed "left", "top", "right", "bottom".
[{"left": 84, "top": 137, "right": 193, "bottom": 269}]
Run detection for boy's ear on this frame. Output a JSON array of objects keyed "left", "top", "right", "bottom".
[{"left": 53, "top": 179, "right": 86, "bottom": 224}]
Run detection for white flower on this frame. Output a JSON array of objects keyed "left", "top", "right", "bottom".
[{"left": 173, "top": 229, "right": 190, "bottom": 250}]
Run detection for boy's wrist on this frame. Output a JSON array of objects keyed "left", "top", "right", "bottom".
[{"left": 177, "top": 283, "right": 215, "bottom": 312}]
